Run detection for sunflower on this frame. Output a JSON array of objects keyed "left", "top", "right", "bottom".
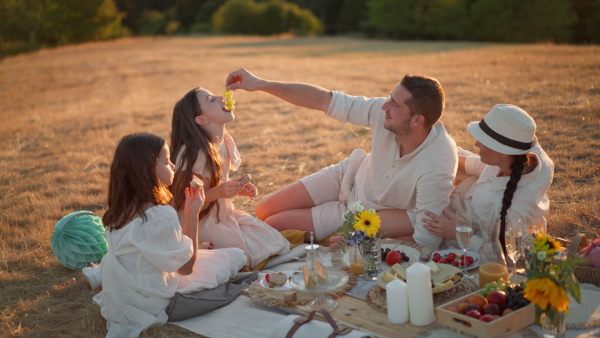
[
  {"left": 533, "top": 233, "right": 563, "bottom": 257},
  {"left": 353, "top": 210, "right": 381, "bottom": 237},
  {"left": 524, "top": 277, "right": 570, "bottom": 312}
]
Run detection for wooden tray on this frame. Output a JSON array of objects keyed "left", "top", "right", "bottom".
[{"left": 435, "top": 289, "right": 535, "bottom": 338}]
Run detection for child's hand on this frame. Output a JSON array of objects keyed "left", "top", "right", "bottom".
[
  {"left": 329, "top": 233, "right": 346, "bottom": 253},
  {"left": 184, "top": 185, "right": 205, "bottom": 215},
  {"left": 218, "top": 179, "right": 245, "bottom": 198},
  {"left": 237, "top": 182, "right": 258, "bottom": 200}
]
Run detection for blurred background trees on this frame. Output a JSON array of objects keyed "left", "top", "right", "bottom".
[{"left": 1, "top": 0, "right": 598, "bottom": 58}]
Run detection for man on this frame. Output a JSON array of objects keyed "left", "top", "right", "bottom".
[{"left": 225, "top": 68, "right": 457, "bottom": 249}]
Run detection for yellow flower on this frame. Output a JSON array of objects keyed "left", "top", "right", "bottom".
[
  {"left": 524, "top": 277, "right": 570, "bottom": 311},
  {"left": 533, "top": 233, "right": 563, "bottom": 257},
  {"left": 353, "top": 210, "right": 381, "bottom": 237}
]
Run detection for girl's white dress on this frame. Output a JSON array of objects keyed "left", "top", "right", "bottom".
[
  {"left": 176, "top": 133, "right": 290, "bottom": 268},
  {"left": 93, "top": 205, "right": 247, "bottom": 338}
]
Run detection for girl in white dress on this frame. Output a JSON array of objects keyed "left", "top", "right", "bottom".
[
  {"left": 423, "top": 104, "right": 554, "bottom": 253},
  {"left": 170, "top": 87, "right": 290, "bottom": 269},
  {"left": 94, "top": 133, "right": 247, "bottom": 338}
]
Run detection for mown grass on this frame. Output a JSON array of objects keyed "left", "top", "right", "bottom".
[{"left": 0, "top": 36, "right": 598, "bottom": 337}]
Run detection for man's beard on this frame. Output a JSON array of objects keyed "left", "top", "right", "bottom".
[{"left": 385, "top": 116, "right": 412, "bottom": 137}]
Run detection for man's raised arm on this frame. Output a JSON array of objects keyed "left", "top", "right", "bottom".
[{"left": 225, "top": 68, "right": 332, "bottom": 112}]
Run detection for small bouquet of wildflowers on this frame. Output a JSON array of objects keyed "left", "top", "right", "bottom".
[
  {"left": 333, "top": 201, "right": 382, "bottom": 253},
  {"left": 333, "top": 201, "right": 384, "bottom": 278},
  {"left": 523, "top": 233, "right": 581, "bottom": 332}
]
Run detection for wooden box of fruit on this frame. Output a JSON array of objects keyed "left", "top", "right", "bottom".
[{"left": 435, "top": 286, "right": 534, "bottom": 338}]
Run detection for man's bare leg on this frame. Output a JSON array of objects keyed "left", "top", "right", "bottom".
[
  {"left": 264, "top": 208, "right": 316, "bottom": 242},
  {"left": 255, "top": 181, "right": 315, "bottom": 221}
]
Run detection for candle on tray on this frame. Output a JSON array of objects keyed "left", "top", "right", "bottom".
[
  {"left": 387, "top": 279, "right": 409, "bottom": 324},
  {"left": 406, "top": 262, "right": 434, "bottom": 326}
]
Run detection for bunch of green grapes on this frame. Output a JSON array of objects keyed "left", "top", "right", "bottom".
[
  {"left": 223, "top": 89, "right": 235, "bottom": 111},
  {"left": 481, "top": 279, "right": 509, "bottom": 297}
]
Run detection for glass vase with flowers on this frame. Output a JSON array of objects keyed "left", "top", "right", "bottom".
[
  {"left": 523, "top": 233, "right": 581, "bottom": 338},
  {"left": 334, "top": 201, "right": 384, "bottom": 280}
]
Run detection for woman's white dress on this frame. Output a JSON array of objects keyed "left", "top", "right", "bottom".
[
  {"left": 93, "top": 205, "right": 247, "bottom": 338},
  {"left": 442, "top": 143, "right": 554, "bottom": 252},
  {"left": 176, "top": 133, "right": 290, "bottom": 268}
]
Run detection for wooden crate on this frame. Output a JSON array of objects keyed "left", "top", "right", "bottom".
[{"left": 435, "top": 290, "right": 535, "bottom": 338}]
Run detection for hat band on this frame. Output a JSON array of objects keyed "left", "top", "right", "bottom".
[{"left": 479, "top": 119, "right": 532, "bottom": 150}]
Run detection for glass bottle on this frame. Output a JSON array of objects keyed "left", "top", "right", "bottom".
[
  {"left": 478, "top": 220, "right": 509, "bottom": 288},
  {"left": 303, "top": 232, "right": 325, "bottom": 287}
]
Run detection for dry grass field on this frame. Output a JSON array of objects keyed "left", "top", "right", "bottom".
[{"left": 0, "top": 36, "right": 599, "bottom": 337}]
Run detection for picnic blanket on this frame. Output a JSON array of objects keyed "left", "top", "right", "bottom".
[{"left": 171, "top": 250, "right": 600, "bottom": 338}]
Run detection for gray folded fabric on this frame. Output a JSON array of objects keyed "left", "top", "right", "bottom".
[{"left": 167, "top": 271, "right": 259, "bottom": 322}]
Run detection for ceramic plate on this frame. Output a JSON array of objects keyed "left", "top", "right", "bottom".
[
  {"left": 259, "top": 271, "right": 296, "bottom": 291},
  {"left": 342, "top": 244, "right": 420, "bottom": 268},
  {"left": 432, "top": 250, "right": 480, "bottom": 270},
  {"left": 377, "top": 263, "right": 464, "bottom": 294}
]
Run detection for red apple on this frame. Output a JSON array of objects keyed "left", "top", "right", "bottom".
[
  {"left": 465, "top": 310, "right": 482, "bottom": 319},
  {"left": 487, "top": 291, "right": 507, "bottom": 309},
  {"left": 480, "top": 314, "right": 495, "bottom": 322},
  {"left": 385, "top": 250, "right": 403, "bottom": 266},
  {"left": 482, "top": 303, "right": 501, "bottom": 316}
]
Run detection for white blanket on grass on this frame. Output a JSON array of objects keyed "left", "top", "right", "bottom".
[{"left": 170, "top": 247, "right": 328, "bottom": 337}]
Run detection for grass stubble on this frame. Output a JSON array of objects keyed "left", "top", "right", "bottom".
[{"left": 0, "top": 36, "right": 598, "bottom": 337}]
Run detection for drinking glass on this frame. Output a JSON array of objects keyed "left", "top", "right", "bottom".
[
  {"left": 455, "top": 211, "right": 474, "bottom": 279},
  {"left": 505, "top": 219, "right": 524, "bottom": 284}
]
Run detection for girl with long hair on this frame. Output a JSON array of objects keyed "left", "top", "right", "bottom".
[
  {"left": 170, "top": 87, "right": 290, "bottom": 269},
  {"left": 94, "top": 133, "right": 246, "bottom": 337},
  {"left": 423, "top": 104, "right": 554, "bottom": 253}
]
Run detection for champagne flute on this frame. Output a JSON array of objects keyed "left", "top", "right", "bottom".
[
  {"left": 505, "top": 219, "right": 523, "bottom": 284},
  {"left": 455, "top": 211, "right": 474, "bottom": 279}
]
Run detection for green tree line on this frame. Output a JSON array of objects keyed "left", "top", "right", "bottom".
[{"left": 2, "top": 0, "right": 599, "bottom": 58}]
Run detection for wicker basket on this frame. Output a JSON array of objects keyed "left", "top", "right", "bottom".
[{"left": 568, "top": 233, "right": 600, "bottom": 287}]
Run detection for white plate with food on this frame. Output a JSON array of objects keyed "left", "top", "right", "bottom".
[
  {"left": 376, "top": 262, "right": 464, "bottom": 294},
  {"left": 342, "top": 244, "right": 420, "bottom": 268},
  {"left": 431, "top": 250, "right": 480, "bottom": 270},
  {"left": 259, "top": 271, "right": 296, "bottom": 291}
]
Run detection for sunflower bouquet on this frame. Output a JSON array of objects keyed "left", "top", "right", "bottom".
[
  {"left": 522, "top": 233, "right": 581, "bottom": 329},
  {"left": 334, "top": 201, "right": 382, "bottom": 252},
  {"left": 333, "top": 201, "right": 383, "bottom": 278}
]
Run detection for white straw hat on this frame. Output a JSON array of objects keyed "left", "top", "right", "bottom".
[{"left": 467, "top": 104, "right": 536, "bottom": 155}]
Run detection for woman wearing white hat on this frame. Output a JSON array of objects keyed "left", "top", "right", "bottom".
[{"left": 423, "top": 104, "right": 554, "bottom": 253}]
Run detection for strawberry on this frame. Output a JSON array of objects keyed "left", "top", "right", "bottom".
[{"left": 265, "top": 273, "right": 271, "bottom": 283}]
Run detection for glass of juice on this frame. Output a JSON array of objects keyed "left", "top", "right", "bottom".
[
  {"left": 478, "top": 220, "right": 509, "bottom": 288},
  {"left": 479, "top": 262, "right": 509, "bottom": 287},
  {"left": 349, "top": 245, "right": 364, "bottom": 275}
]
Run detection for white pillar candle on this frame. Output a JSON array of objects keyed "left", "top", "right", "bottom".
[
  {"left": 406, "top": 262, "right": 435, "bottom": 326},
  {"left": 386, "top": 279, "right": 409, "bottom": 324}
]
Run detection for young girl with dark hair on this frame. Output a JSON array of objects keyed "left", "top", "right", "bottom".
[
  {"left": 423, "top": 104, "right": 554, "bottom": 253},
  {"left": 94, "top": 133, "right": 246, "bottom": 338},
  {"left": 170, "top": 88, "right": 290, "bottom": 269}
]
